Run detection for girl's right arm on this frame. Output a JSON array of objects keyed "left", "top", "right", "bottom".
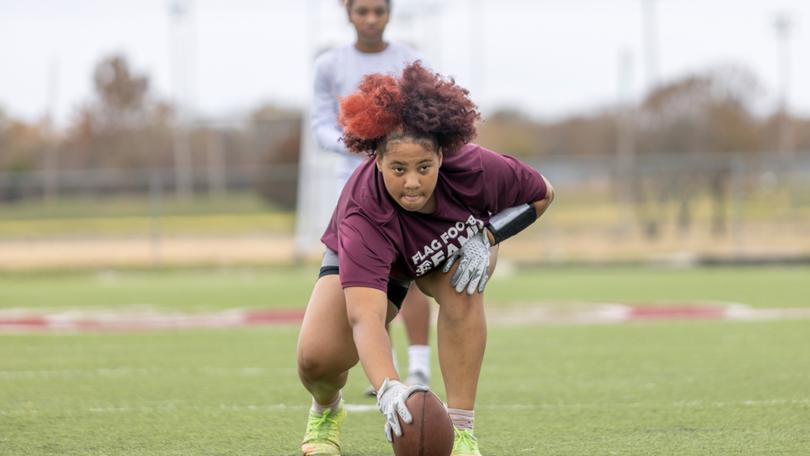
[
  {"left": 344, "top": 286, "right": 398, "bottom": 388},
  {"left": 345, "top": 286, "right": 426, "bottom": 442}
]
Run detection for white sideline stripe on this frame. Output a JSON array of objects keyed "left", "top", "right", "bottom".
[
  {"left": 3, "top": 399, "right": 807, "bottom": 416},
  {"left": 479, "top": 399, "right": 810, "bottom": 410},
  {"left": 344, "top": 404, "right": 378, "bottom": 413},
  {"left": 2, "top": 303, "right": 810, "bottom": 333},
  {"left": 0, "top": 366, "right": 296, "bottom": 379},
  {"left": 485, "top": 302, "right": 810, "bottom": 326},
  {"left": 0, "top": 308, "right": 261, "bottom": 332}
]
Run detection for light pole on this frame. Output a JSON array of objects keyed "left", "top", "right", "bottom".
[
  {"left": 470, "top": 0, "right": 484, "bottom": 101},
  {"left": 617, "top": 48, "right": 636, "bottom": 205},
  {"left": 169, "top": 0, "right": 195, "bottom": 199},
  {"left": 641, "top": 0, "right": 659, "bottom": 91},
  {"left": 43, "top": 56, "right": 60, "bottom": 203},
  {"left": 773, "top": 12, "right": 794, "bottom": 166}
]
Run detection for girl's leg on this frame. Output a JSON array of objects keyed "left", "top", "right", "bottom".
[
  {"left": 399, "top": 285, "right": 430, "bottom": 347},
  {"left": 297, "top": 275, "right": 361, "bottom": 455},
  {"left": 398, "top": 285, "right": 432, "bottom": 385},
  {"left": 415, "top": 246, "right": 498, "bottom": 410},
  {"left": 297, "top": 275, "right": 359, "bottom": 405},
  {"left": 415, "top": 247, "right": 498, "bottom": 456}
]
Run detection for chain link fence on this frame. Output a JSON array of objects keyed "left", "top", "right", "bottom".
[{"left": 1, "top": 149, "right": 808, "bottom": 268}]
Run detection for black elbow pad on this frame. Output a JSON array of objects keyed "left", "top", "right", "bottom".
[{"left": 485, "top": 203, "right": 537, "bottom": 245}]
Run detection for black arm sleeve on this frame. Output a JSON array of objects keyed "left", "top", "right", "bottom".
[{"left": 485, "top": 203, "right": 537, "bottom": 245}]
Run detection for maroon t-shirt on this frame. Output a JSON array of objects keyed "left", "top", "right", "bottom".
[{"left": 321, "top": 143, "right": 547, "bottom": 293}]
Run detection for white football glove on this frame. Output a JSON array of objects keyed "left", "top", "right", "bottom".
[
  {"left": 376, "top": 377, "right": 429, "bottom": 442},
  {"left": 442, "top": 230, "right": 491, "bottom": 295}
]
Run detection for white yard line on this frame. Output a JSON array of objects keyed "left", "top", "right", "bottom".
[
  {"left": 3, "top": 398, "right": 808, "bottom": 417},
  {"left": 1, "top": 303, "right": 810, "bottom": 333}
]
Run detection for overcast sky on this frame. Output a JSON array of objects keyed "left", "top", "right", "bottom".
[{"left": 1, "top": 0, "right": 807, "bottom": 128}]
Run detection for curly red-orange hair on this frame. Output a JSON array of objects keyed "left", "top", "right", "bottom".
[
  {"left": 338, "top": 74, "right": 402, "bottom": 153},
  {"left": 339, "top": 61, "right": 479, "bottom": 156}
]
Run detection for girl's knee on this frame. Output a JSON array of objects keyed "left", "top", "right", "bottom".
[
  {"left": 438, "top": 293, "right": 483, "bottom": 323},
  {"left": 297, "top": 346, "right": 332, "bottom": 380},
  {"left": 297, "top": 340, "right": 357, "bottom": 382}
]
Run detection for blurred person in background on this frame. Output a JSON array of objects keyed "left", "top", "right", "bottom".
[
  {"left": 298, "top": 62, "right": 555, "bottom": 456},
  {"left": 311, "top": 0, "right": 433, "bottom": 394}
]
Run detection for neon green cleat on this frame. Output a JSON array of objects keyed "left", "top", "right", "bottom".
[
  {"left": 300, "top": 401, "right": 346, "bottom": 456},
  {"left": 451, "top": 427, "right": 482, "bottom": 456}
]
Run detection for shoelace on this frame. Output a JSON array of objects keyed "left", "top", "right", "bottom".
[
  {"left": 454, "top": 429, "right": 477, "bottom": 451},
  {"left": 310, "top": 409, "right": 339, "bottom": 440}
]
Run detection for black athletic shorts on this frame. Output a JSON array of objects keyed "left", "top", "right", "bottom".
[{"left": 318, "top": 249, "right": 411, "bottom": 309}]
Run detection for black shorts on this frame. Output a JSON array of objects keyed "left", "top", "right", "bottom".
[{"left": 319, "top": 249, "right": 412, "bottom": 309}]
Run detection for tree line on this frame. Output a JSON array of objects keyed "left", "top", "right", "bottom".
[{"left": 1, "top": 54, "right": 808, "bottom": 214}]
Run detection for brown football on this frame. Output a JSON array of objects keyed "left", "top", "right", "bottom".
[{"left": 391, "top": 391, "right": 454, "bottom": 456}]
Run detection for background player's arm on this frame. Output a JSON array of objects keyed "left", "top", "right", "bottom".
[
  {"left": 311, "top": 58, "right": 350, "bottom": 155},
  {"left": 344, "top": 286, "right": 399, "bottom": 389}
]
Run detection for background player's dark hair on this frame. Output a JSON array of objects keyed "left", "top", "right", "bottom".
[
  {"left": 339, "top": 61, "right": 480, "bottom": 156},
  {"left": 346, "top": 0, "right": 391, "bottom": 11}
]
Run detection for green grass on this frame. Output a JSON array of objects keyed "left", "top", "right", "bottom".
[
  {"left": 1, "top": 266, "right": 807, "bottom": 312},
  {"left": 0, "top": 213, "right": 294, "bottom": 238},
  {"left": 1, "top": 266, "right": 809, "bottom": 454},
  {"left": 0, "top": 194, "right": 294, "bottom": 238},
  {"left": 486, "top": 265, "right": 810, "bottom": 308},
  {"left": 0, "top": 194, "right": 278, "bottom": 220},
  {"left": 2, "top": 189, "right": 807, "bottom": 239},
  {"left": 0, "top": 267, "right": 314, "bottom": 312},
  {"left": 1, "top": 321, "right": 808, "bottom": 455},
  {"left": 527, "top": 186, "right": 810, "bottom": 228}
]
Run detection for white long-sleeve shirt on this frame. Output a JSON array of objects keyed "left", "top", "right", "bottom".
[{"left": 311, "top": 42, "right": 423, "bottom": 183}]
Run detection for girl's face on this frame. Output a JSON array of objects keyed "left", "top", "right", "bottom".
[
  {"left": 348, "top": 0, "right": 389, "bottom": 43},
  {"left": 376, "top": 139, "right": 442, "bottom": 213}
]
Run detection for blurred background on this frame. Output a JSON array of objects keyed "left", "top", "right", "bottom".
[{"left": 1, "top": 0, "right": 808, "bottom": 270}]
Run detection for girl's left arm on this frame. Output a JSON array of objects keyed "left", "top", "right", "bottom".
[
  {"left": 531, "top": 175, "right": 555, "bottom": 219},
  {"left": 484, "top": 175, "right": 555, "bottom": 245}
]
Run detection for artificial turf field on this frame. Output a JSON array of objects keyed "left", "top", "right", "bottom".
[{"left": 1, "top": 265, "right": 809, "bottom": 455}]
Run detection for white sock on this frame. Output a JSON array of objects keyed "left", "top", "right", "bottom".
[
  {"left": 312, "top": 391, "right": 342, "bottom": 414},
  {"left": 447, "top": 408, "right": 475, "bottom": 431},
  {"left": 407, "top": 345, "right": 430, "bottom": 378}
]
